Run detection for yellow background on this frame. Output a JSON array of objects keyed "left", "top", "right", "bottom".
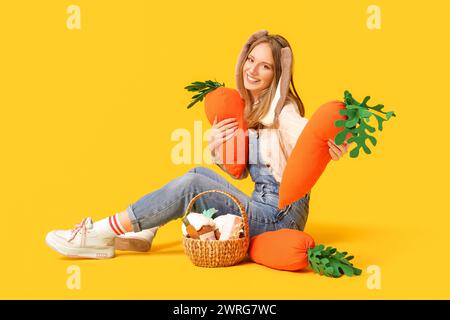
[{"left": 0, "top": 0, "right": 448, "bottom": 299}]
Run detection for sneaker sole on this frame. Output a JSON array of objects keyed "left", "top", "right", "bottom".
[
  {"left": 114, "top": 237, "right": 151, "bottom": 252},
  {"left": 45, "top": 232, "right": 115, "bottom": 259}
]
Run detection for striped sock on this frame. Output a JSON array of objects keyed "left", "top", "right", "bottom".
[{"left": 93, "top": 213, "right": 127, "bottom": 238}]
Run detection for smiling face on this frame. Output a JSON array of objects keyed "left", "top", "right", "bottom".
[{"left": 242, "top": 42, "right": 275, "bottom": 101}]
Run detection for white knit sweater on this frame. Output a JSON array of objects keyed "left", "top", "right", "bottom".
[
  {"left": 256, "top": 101, "right": 308, "bottom": 182},
  {"left": 215, "top": 102, "right": 308, "bottom": 182}
]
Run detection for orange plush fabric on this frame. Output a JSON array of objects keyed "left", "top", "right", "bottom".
[
  {"left": 278, "top": 101, "right": 352, "bottom": 209},
  {"left": 248, "top": 229, "right": 315, "bottom": 271},
  {"left": 204, "top": 87, "right": 248, "bottom": 179}
]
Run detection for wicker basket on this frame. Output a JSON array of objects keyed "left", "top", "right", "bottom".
[{"left": 181, "top": 189, "right": 250, "bottom": 268}]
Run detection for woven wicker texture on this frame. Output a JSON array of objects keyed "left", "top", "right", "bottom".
[{"left": 181, "top": 189, "right": 250, "bottom": 267}]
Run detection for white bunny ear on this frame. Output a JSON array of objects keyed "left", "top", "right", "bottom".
[{"left": 260, "top": 78, "right": 281, "bottom": 126}]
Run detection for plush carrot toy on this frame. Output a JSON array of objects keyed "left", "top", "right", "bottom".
[
  {"left": 248, "top": 228, "right": 362, "bottom": 278},
  {"left": 185, "top": 80, "right": 248, "bottom": 179},
  {"left": 279, "top": 90, "right": 396, "bottom": 209}
]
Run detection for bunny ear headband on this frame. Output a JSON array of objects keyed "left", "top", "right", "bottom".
[{"left": 235, "top": 29, "right": 292, "bottom": 126}]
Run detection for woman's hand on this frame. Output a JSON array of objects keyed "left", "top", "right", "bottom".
[
  {"left": 208, "top": 116, "right": 239, "bottom": 162},
  {"left": 328, "top": 139, "right": 351, "bottom": 161}
]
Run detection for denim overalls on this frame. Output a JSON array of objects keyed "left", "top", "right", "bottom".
[{"left": 127, "top": 128, "right": 310, "bottom": 238}]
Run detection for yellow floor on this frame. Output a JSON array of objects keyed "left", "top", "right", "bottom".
[{"left": 2, "top": 172, "right": 449, "bottom": 299}]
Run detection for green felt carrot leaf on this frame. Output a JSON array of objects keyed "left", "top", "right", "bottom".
[
  {"left": 201, "top": 208, "right": 218, "bottom": 219},
  {"left": 335, "top": 90, "right": 396, "bottom": 158},
  {"left": 184, "top": 80, "right": 225, "bottom": 109},
  {"left": 307, "top": 244, "right": 362, "bottom": 278}
]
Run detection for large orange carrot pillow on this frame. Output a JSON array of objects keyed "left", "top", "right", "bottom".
[
  {"left": 249, "top": 229, "right": 362, "bottom": 277},
  {"left": 185, "top": 81, "right": 248, "bottom": 179},
  {"left": 249, "top": 229, "right": 315, "bottom": 271},
  {"left": 278, "top": 101, "right": 351, "bottom": 209}
]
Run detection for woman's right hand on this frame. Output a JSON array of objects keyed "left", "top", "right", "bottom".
[{"left": 208, "top": 116, "right": 239, "bottom": 163}]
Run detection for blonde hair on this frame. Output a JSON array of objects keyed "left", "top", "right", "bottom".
[
  {"left": 236, "top": 34, "right": 305, "bottom": 163},
  {"left": 236, "top": 34, "right": 305, "bottom": 130}
]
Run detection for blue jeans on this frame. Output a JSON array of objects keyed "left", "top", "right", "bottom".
[{"left": 126, "top": 166, "right": 310, "bottom": 239}]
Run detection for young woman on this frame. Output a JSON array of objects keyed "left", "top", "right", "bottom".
[{"left": 45, "top": 30, "right": 349, "bottom": 259}]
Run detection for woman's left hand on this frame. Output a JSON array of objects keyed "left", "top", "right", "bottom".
[{"left": 328, "top": 139, "right": 350, "bottom": 161}]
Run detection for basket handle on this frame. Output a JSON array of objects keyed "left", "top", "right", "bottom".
[{"left": 181, "top": 189, "right": 249, "bottom": 239}]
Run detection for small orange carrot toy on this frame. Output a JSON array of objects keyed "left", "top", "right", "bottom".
[{"left": 249, "top": 229, "right": 362, "bottom": 278}]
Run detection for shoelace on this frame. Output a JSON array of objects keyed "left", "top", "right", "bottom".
[{"left": 68, "top": 218, "right": 89, "bottom": 244}]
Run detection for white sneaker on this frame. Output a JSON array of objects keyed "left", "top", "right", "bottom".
[
  {"left": 114, "top": 227, "right": 159, "bottom": 252},
  {"left": 45, "top": 217, "right": 115, "bottom": 259}
]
